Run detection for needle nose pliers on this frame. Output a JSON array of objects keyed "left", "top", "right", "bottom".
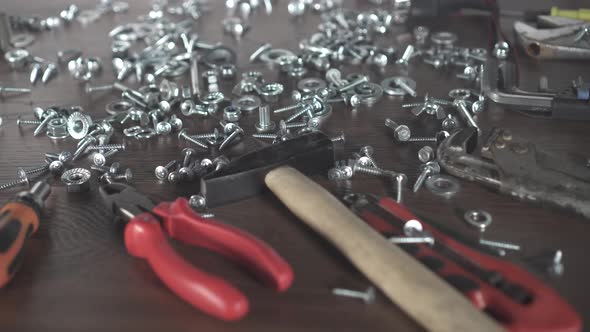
[{"left": 99, "top": 183, "right": 294, "bottom": 321}]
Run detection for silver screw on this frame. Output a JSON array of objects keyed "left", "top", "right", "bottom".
[
  {"left": 407, "top": 131, "right": 450, "bottom": 144},
  {"left": 394, "top": 77, "right": 417, "bottom": 97},
  {"left": 325, "top": 68, "right": 348, "bottom": 88},
  {"left": 359, "top": 146, "right": 378, "bottom": 168},
  {"left": 337, "top": 75, "right": 369, "bottom": 93},
  {"left": 112, "top": 168, "right": 133, "bottom": 183},
  {"left": 418, "top": 146, "right": 435, "bottom": 163},
  {"left": 18, "top": 165, "right": 49, "bottom": 177},
  {"left": 252, "top": 133, "right": 278, "bottom": 140},
  {"left": 479, "top": 239, "right": 521, "bottom": 251},
  {"left": 72, "top": 136, "right": 97, "bottom": 161},
  {"left": 413, "top": 161, "right": 440, "bottom": 192},
  {"left": 384, "top": 118, "right": 411, "bottom": 142},
  {"left": 332, "top": 287, "right": 376, "bottom": 304},
  {"left": 155, "top": 160, "right": 178, "bottom": 180},
  {"left": 574, "top": 25, "right": 590, "bottom": 43},
  {"left": 548, "top": 250, "right": 564, "bottom": 276},
  {"left": 255, "top": 104, "right": 276, "bottom": 133},
  {"left": 33, "top": 110, "right": 58, "bottom": 136},
  {"left": 93, "top": 150, "right": 117, "bottom": 167},
  {"left": 274, "top": 103, "right": 302, "bottom": 114},
  {"left": 181, "top": 148, "right": 196, "bottom": 167},
  {"left": 17, "top": 116, "right": 42, "bottom": 127},
  {"left": 0, "top": 171, "right": 29, "bottom": 191},
  {"left": 219, "top": 125, "right": 244, "bottom": 150},
  {"left": 85, "top": 83, "right": 113, "bottom": 94},
  {"left": 30, "top": 63, "right": 43, "bottom": 84},
  {"left": 389, "top": 236, "right": 434, "bottom": 245},
  {"left": 453, "top": 99, "right": 480, "bottom": 131},
  {"left": 395, "top": 45, "right": 415, "bottom": 66},
  {"left": 41, "top": 63, "right": 57, "bottom": 84},
  {"left": 178, "top": 129, "right": 209, "bottom": 149},
  {"left": 395, "top": 174, "right": 406, "bottom": 203},
  {"left": 86, "top": 144, "right": 126, "bottom": 151},
  {"left": 0, "top": 86, "right": 32, "bottom": 97}
]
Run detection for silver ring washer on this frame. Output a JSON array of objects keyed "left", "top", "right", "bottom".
[
  {"left": 297, "top": 78, "right": 327, "bottom": 94},
  {"left": 464, "top": 210, "right": 493, "bottom": 231},
  {"left": 232, "top": 94, "right": 261, "bottom": 113},
  {"left": 425, "top": 174, "right": 461, "bottom": 197}
]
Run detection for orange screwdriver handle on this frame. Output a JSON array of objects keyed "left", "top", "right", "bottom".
[{"left": 0, "top": 202, "right": 40, "bottom": 287}]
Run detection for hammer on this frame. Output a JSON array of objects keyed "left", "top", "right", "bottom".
[{"left": 201, "top": 132, "right": 502, "bottom": 332}]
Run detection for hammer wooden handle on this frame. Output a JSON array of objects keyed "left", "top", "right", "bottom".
[{"left": 265, "top": 166, "right": 503, "bottom": 332}]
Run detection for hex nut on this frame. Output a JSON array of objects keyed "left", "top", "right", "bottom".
[
  {"left": 67, "top": 112, "right": 93, "bottom": 140},
  {"left": 223, "top": 105, "right": 241, "bottom": 122},
  {"left": 61, "top": 168, "right": 92, "bottom": 192}
]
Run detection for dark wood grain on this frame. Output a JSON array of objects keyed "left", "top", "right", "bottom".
[{"left": 0, "top": 0, "right": 589, "bottom": 331}]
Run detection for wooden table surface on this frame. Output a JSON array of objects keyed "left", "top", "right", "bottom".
[{"left": 0, "top": 0, "right": 588, "bottom": 331}]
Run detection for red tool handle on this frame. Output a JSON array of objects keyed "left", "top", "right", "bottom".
[
  {"left": 367, "top": 197, "right": 582, "bottom": 332},
  {"left": 153, "top": 198, "right": 294, "bottom": 292},
  {"left": 124, "top": 213, "right": 249, "bottom": 321}
]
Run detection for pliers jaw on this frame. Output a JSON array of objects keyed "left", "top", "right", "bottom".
[{"left": 98, "top": 183, "right": 156, "bottom": 222}]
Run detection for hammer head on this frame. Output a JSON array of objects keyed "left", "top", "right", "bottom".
[{"left": 200, "top": 132, "right": 336, "bottom": 207}]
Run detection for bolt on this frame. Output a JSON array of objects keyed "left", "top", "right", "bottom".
[
  {"left": 408, "top": 131, "right": 450, "bottom": 144},
  {"left": 181, "top": 148, "right": 196, "bottom": 167},
  {"left": 331, "top": 132, "right": 346, "bottom": 145},
  {"left": 396, "top": 45, "right": 415, "bottom": 66},
  {"left": 30, "top": 63, "right": 43, "bottom": 84},
  {"left": 453, "top": 99, "right": 480, "bottom": 131},
  {"left": 384, "top": 118, "right": 411, "bottom": 142},
  {"left": 41, "top": 63, "right": 57, "bottom": 84},
  {"left": 178, "top": 129, "right": 209, "bottom": 149},
  {"left": 112, "top": 168, "right": 133, "bottom": 183},
  {"left": 212, "top": 155, "right": 230, "bottom": 171},
  {"left": 548, "top": 250, "right": 564, "bottom": 276},
  {"left": 274, "top": 103, "right": 302, "bottom": 114},
  {"left": 442, "top": 114, "right": 459, "bottom": 131},
  {"left": 17, "top": 117, "right": 42, "bottom": 127},
  {"left": 394, "top": 77, "right": 417, "bottom": 97},
  {"left": 86, "top": 144, "right": 126, "bottom": 151},
  {"left": 395, "top": 174, "right": 407, "bottom": 203},
  {"left": 219, "top": 124, "right": 244, "bottom": 150},
  {"left": 252, "top": 133, "right": 278, "bottom": 140},
  {"left": 413, "top": 161, "right": 440, "bottom": 192},
  {"left": 33, "top": 110, "right": 58, "bottom": 136},
  {"left": 0, "top": 86, "right": 32, "bottom": 98},
  {"left": 337, "top": 75, "right": 369, "bottom": 93},
  {"left": 389, "top": 236, "right": 434, "bottom": 245},
  {"left": 358, "top": 146, "right": 378, "bottom": 168},
  {"left": 332, "top": 287, "right": 376, "bottom": 304},
  {"left": 255, "top": 104, "right": 276, "bottom": 133},
  {"left": 85, "top": 83, "right": 113, "bottom": 94},
  {"left": 353, "top": 164, "right": 389, "bottom": 178},
  {"left": 91, "top": 165, "right": 110, "bottom": 173},
  {"left": 155, "top": 160, "right": 178, "bottom": 180},
  {"left": 72, "top": 136, "right": 97, "bottom": 161},
  {"left": 93, "top": 149, "right": 117, "bottom": 166},
  {"left": 418, "top": 146, "right": 435, "bottom": 163},
  {"left": 479, "top": 239, "right": 521, "bottom": 251}
]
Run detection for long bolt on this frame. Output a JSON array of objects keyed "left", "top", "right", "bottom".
[
  {"left": 274, "top": 103, "right": 302, "bottom": 114},
  {"left": 384, "top": 118, "right": 411, "bottom": 142},
  {"left": 33, "top": 112, "right": 58, "bottom": 136},
  {"left": 0, "top": 86, "right": 32, "bottom": 97},
  {"left": 396, "top": 45, "right": 415, "bottom": 66},
  {"left": 219, "top": 127, "right": 243, "bottom": 150},
  {"left": 332, "top": 287, "right": 376, "bottom": 304},
  {"left": 395, "top": 78, "right": 417, "bottom": 97},
  {"left": 17, "top": 117, "right": 42, "bottom": 126},
  {"left": 178, "top": 129, "right": 208, "bottom": 149},
  {"left": 337, "top": 75, "right": 369, "bottom": 93},
  {"left": 86, "top": 144, "right": 126, "bottom": 151},
  {"left": 413, "top": 162, "right": 440, "bottom": 192},
  {"left": 479, "top": 239, "right": 521, "bottom": 251},
  {"left": 453, "top": 99, "right": 480, "bottom": 131},
  {"left": 256, "top": 104, "right": 275, "bottom": 132},
  {"left": 85, "top": 83, "right": 113, "bottom": 94}
]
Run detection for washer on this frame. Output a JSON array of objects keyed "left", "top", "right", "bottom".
[
  {"left": 448, "top": 88, "right": 471, "bottom": 100},
  {"left": 463, "top": 210, "right": 493, "bottom": 231},
  {"left": 203, "top": 46, "right": 237, "bottom": 69},
  {"left": 232, "top": 94, "right": 261, "bottom": 113},
  {"left": 425, "top": 174, "right": 461, "bottom": 197},
  {"left": 259, "top": 48, "right": 295, "bottom": 64},
  {"left": 297, "top": 77, "right": 327, "bottom": 94},
  {"left": 106, "top": 100, "right": 133, "bottom": 115}
]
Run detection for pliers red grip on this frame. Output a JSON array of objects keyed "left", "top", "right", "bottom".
[{"left": 99, "top": 184, "right": 294, "bottom": 321}]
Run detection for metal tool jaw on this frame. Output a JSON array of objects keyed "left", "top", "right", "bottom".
[
  {"left": 201, "top": 132, "right": 336, "bottom": 207},
  {"left": 99, "top": 183, "right": 156, "bottom": 221},
  {"left": 438, "top": 128, "right": 590, "bottom": 218},
  {"left": 514, "top": 17, "right": 590, "bottom": 60}
]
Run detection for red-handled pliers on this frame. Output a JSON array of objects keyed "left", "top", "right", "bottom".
[{"left": 99, "top": 183, "right": 294, "bottom": 321}]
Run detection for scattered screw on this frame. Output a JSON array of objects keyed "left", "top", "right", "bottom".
[
  {"left": 178, "top": 129, "right": 209, "bottom": 149},
  {"left": 453, "top": 99, "right": 480, "bottom": 131},
  {"left": 332, "top": 287, "right": 376, "bottom": 304},
  {"left": 395, "top": 45, "right": 415, "bottom": 66},
  {"left": 0, "top": 85, "right": 32, "bottom": 98},
  {"left": 548, "top": 250, "right": 564, "bottom": 276},
  {"left": 479, "top": 239, "right": 521, "bottom": 251},
  {"left": 413, "top": 161, "right": 440, "bottom": 192},
  {"left": 395, "top": 174, "right": 407, "bottom": 203},
  {"left": 384, "top": 118, "right": 411, "bottom": 142},
  {"left": 155, "top": 160, "right": 178, "bottom": 180},
  {"left": 418, "top": 146, "right": 435, "bottom": 163},
  {"left": 41, "top": 63, "right": 57, "bottom": 84}
]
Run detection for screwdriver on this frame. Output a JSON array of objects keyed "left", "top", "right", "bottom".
[{"left": 0, "top": 181, "right": 51, "bottom": 287}]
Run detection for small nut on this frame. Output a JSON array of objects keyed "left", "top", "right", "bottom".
[{"left": 61, "top": 168, "right": 92, "bottom": 192}]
